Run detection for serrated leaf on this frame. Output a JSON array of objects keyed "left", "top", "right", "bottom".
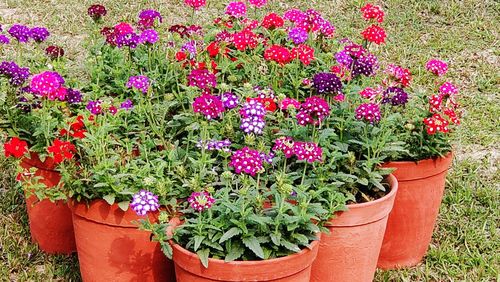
[
  {"left": 242, "top": 236, "right": 264, "bottom": 259},
  {"left": 103, "top": 194, "right": 115, "bottom": 205},
  {"left": 280, "top": 239, "right": 301, "bottom": 252},
  {"left": 292, "top": 233, "right": 309, "bottom": 245},
  {"left": 194, "top": 235, "right": 204, "bottom": 251},
  {"left": 196, "top": 249, "right": 210, "bottom": 268},
  {"left": 117, "top": 201, "right": 129, "bottom": 211},
  {"left": 270, "top": 232, "right": 281, "bottom": 245},
  {"left": 160, "top": 241, "right": 172, "bottom": 259},
  {"left": 225, "top": 243, "right": 245, "bottom": 262},
  {"left": 219, "top": 227, "right": 241, "bottom": 243}
]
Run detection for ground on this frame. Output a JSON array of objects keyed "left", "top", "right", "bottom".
[{"left": 0, "top": 0, "right": 499, "bottom": 281}]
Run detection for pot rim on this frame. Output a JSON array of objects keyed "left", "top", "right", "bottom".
[
  {"left": 383, "top": 151, "right": 453, "bottom": 166},
  {"left": 345, "top": 173, "right": 398, "bottom": 209}
]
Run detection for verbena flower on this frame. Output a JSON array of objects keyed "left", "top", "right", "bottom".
[
  {"left": 197, "top": 139, "right": 232, "bottom": 152},
  {"left": 240, "top": 99, "right": 266, "bottom": 118},
  {"left": 229, "top": 147, "right": 264, "bottom": 176},
  {"left": 86, "top": 100, "right": 102, "bottom": 115},
  {"left": 288, "top": 27, "right": 308, "bottom": 44},
  {"left": 8, "top": 24, "right": 31, "bottom": 43},
  {"left": 359, "top": 86, "right": 382, "bottom": 99},
  {"left": 293, "top": 142, "right": 323, "bottom": 163},
  {"left": 249, "top": 0, "right": 267, "bottom": 8},
  {"left": 114, "top": 22, "right": 134, "bottom": 35},
  {"left": 355, "top": 103, "right": 381, "bottom": 123},
  {"left": 264, "top": 45, "right": 293, "bottom": 65},
  {"left": 361, "top": 24, "right": 386, "bottom": 45},
  {"left": 291, "top": 44, "right": 315, "bottom": 65},
  {"left": 45, "top": 45, "right": 65, "bottom": 60},
  {"left": 444, "top": 108, "right": 460, "bottom": 125},
  {"left": 273, "top": 136, "right": 295, "bottom": 158},
  {"left": 185, "top": 0, "right": 206, "bottom": 9},
  {"left": 0, "top": 61, "right": 30, "bottom": 86},
  {"left": 139, "top": 29, "right": 159, "bottom": 45},
  {"left": 423, "top": 113, "right": 449, "bottom": 135},
  {"left": 240, "top": 116, "right": 266, "bottom": 135},
  {"left": 126, "top": 75, "right": 150, "bottom": 93},
  {"left": 116, "top": 32, "right": 140, "bottom": 48},
  {"left": 130, "top": 190, "right": 160, "bottom": 216},
  {"left": 426, "top": 59, "right": 448, "bottom": 76},
  {"left": 181, "top": 40, "right": 198, "bottom": 57},
  {"left": 3, "top": 137, "right": 28, "bottom": 158},
  {"left": 261, "top": 13, "right": 284, "bottom": 30},
  {"left": 138, "top": 9, "right": 163, "bottom": 30},
  {"left": 87, "top": 4, "right": 107, "bottom": 21},
  {"left": 232, "top": 29, "right": 258, "bottom": 51},
  {"left": 386, "top": 64, "right": 412, "bottom": 87},
  {"left": 0, "top": 35, "right": 10, "bottom": 44},
  {"left": 382, "top": 87, "right": 409, "bottom": 106},
  {"left": 47, "top": 139, "right": 76, "bottom": 164},
  {"left": 312, "top": 72, "right": 343, "bottom": 94},
  {"left": 30, "top": 71, "right": 65, "bottom": 97},
  {"left": 296, "top": 96, "right": 330, "bottom": 126},
  {"left": 280, "top": 97, "right": 301, "bottom": 111},
  {"left": 225, "top": 2, "right": 247, "bottom": 18},
  {"left": 188, "top": 69, "right": 217, "bottom": 89},
  {"left": 221, "top": 92, "right": 239, "bottom": 109},
  {"left": 361, "top": 3, "right": 385, "bottom": 23},
  {"left": 66, "top": 88, "right": 82, "bottom": 104},
  {"left": 439, "top": 82, "right": 458, "bottom": 96},
  {"left": 192, "top": 93, "right": 225, "bottom": 120},
  {"left": 29, "top": 27, "right": 50, "bottom": 42},
  {"left": 120, "top": 99, "right": 134, "bottom": 110},
  {"left": 188, "top": 191, "right": 215, "bottom": 212}
]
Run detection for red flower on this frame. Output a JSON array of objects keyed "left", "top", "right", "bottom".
[
  {"left": 428, "top": 94, "right": 442, "bottom": 113},
  {"left": 360, "top": 3, "right": 385, "bottom": 23},
  {"left": 207, "top": 41, "right": 220, "bottom": 57},
  {"left": 261, "top": 13, "right": 284, "bottom": 29},
  {"left": 264, "top": 45, "right": 293, "bottom": 65},
  {"left": 361, "top": 25, "right": 386, "bottom": 45},
  {"left": 176, "top": 51, "right": 187, "bottom": 61},
  {"left": 423, "top": 114, "right": 449, "bottom": 135},
  {"left": 3, "top": 137, "right": 28, "bottom": 158},
  {"left": 247, "top": 97, "right": 277, "bottom": 112},
  {"left": 291, "top": 44, "right": 315, "bottom": 65},
  {"left": 444, "top": 108, "right": 460, "bottom": 125},
  {"left": 47, "top": 139, "right": 76, "bottom": 164},
  {"left": 232, "top": 29, "right": 258, "bottom": 51}
]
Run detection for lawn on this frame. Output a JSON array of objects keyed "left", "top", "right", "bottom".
[{"left": 0, "top": 0, "right": 499, "bottom": 281}]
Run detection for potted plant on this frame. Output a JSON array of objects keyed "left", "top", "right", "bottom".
[
  {"left": 376, "top": 58, "right": 459, "bottom": 269},
  {"left": 1, "top": 64, "right": 80, "bottom": 254}
]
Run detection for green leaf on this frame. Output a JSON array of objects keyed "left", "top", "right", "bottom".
[
  {"left": 196, "top": 249, "right": 210, "bottom": 268},
  {"left": 292, "top": 233, "right": 309, "bottom": 245},
  {"left": 225, "top": 244, "right": 245, "bottom": 262},
  {"left": 194, "top": 235, "right": 204, "bottom": 251},
  {"left": 280, "top": 239, "right": 301, "bottom": 252},
  {"left": 242, "top": 236, "right": 264, "bottom": 259},
  {"left": 160, "top": 241, "right": 172, "bottom": 259},
  {"left": 270, "top": 232, "right": 281, "bottom": 245},
  {"left": 219, "top": 227, "right": 242, "bottom": 243},
  {"left": 117, "top": 201, "right": 129, "bottom": 211},
  {"left": 103, "top": 194, "right": 115, "bottom": 205}
]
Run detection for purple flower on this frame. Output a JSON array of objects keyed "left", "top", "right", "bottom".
[
  {"left": 116, "top": 32, "right": 140, "bottom": 49},
  {"left": 273, "top": 137, "right": 295, "bottom": 158},
  {"left": 197, "top": 139, "right": 232, "bottom": 152},
  {"left": 187, "top": 69, "right": 217, "bottom": 89},
  {"left": 8, "top": 24, "right": 31, "bottom": 43},
  {"left": 29, "top": 27, "right": 50, "bottom": 42},
  {"left": 66, "top": 88, "right": 82, "bottom": 104},
  {"left": 139, "top": 29, "right": 159, "bottom": 45},
  {"left": 229, "top": 147, "right": 264, "bottom": 176},
  {"left": 126, "top": 75, "right": 150, "bottom": 93},
  {"left": 192, "top": 93, "right": 225, "bottom": 120},
  {"left": 296, "top": 96, "right": 330, "bottom": 126},
  {"left": 352, "top": 53, "right": 379, "bottom": 77},
  {"left": 120, "top": 99, "right": 134, "bottom": 110},
  {"left": 221, "top": 92, "right": 239, "bottom": 109},
  {"left": 86, "top": 100, "right": 102, "bottom": 115},
  {"left": 288, "top": 27, "right": 308, "bottom": 45},
  {"left": 335, "top": 50, "right": 353, "bottom": 66},
  {"left": 239, "top": 99, "right": 266, "bottom": 118},
  {"left": 260, "top": 152, "right": 274, "bottom": 164},
  {"left": 0, "top": 35, "right": 10, "bottom": 44},
  {"left": 355, "top": 103, "right": 381, "bottom": 123},
  {"left": 138, "top": 9, "right": 163, "bottom": 30},
  {"left": 382, "top": 87, "right": 409, "bottom": 106},
  {"left": 225, "top": 2, "right": 247, "bottom": 18},
  {"left": 188, "top": 191, "right": 215, "bottom": 212},
  {"left": 240, "top": 116, "right": 266, "bottom": 135},
  {"left": 0, "top": 61, "right": 30, "bottom": 86},
  {"left": 130, "top": 190, "right": 160, "bottom": 216},
  {"left": 293, "top": 142, "right": 323, "bottom": 163},
  {"left": 336, "top": 44, "right": 379, "bottom": 77},
  {"left": 312, "top": 72, "right": 343, "bottom": 94},
  {"left": 181, "top": 40, "right": 198, "bottom": 58}
]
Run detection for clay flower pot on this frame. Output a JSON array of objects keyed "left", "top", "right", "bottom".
[
  {"left": 377, "top": 152, "right": 453, "bottom": 269},
  {"left": 172, "top": 239, "right": 320, "bottom": 282},
  {"left": 20, "top": 153, "right": 76, "bottom": 254},
  {"left": 70, "top": 200, "right": 175, "bottom": 282},
  {"left": 311, "top": 174, "right": 398, "bottom": 282}
]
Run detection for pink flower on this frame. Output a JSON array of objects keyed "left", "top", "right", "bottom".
[
  {"left": 248, "top": 0, "right": 267, "bottom": 8},
  {"left": 386, "top": 64, "right": 412, "bottom": 87},
  {"left": 188, "top": 191, "right": 215, "bottom": 212},
  {"left": 273, "top": 137, "right": 295, "bottom": 158},
  {"left": 439, "top": 82, "right": 458, "bottom": 96},
  {"left": 333, "top": 94, "right": 345, "bottom": 102},
  {"left": 192, "top": 93, "right": 225, "bottom": 120},
  {"left": 355, "top": 103, "right": 381, "bottom": 123},
  {"left": 114, "top": 22, "right": 134, "bottom": 35},
  {"left": 280, "top": 98, "right": 301, "bottom": 111},
  {"left": 188, "top": 69, "right": 217, "bottom": 89},
  {"left": 293, "top": 142, "right": 323, "bottom": 163},
  {"left": 426, "top": 59, "right": 448, "bottom": 76},
  {"left": 360, "top": 3, "right": 385, "bottom": 23},
  {"left": 359, "top": 86, "right": 382, "bottom": 99},
  {"left": 225, "top": 2, "right": 247, "bottom": 18},
  {"left": 184, "top": 0, "right": 206, "bottom": 9},
  {"left": 30, "top": 71, "right": 65, "bottom": 98},
  {"left": 229, "top": 147, "right": 264, "bottom": 176}
]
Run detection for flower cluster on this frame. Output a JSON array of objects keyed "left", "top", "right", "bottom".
[
  {"left": 8, "top": 24, "right": 31, "bottom": 43},
  {"left": 197, "top": 139, "right": 232, "bottom": 152},
  {"left": 131, "top": 190, "right": 160, "bottom": 216},
  {"left": 0, "top": 61, "right": 30, "bottom": 86},
  {"left": 355, "top": 103, "right": 381, "bottom": 123},
  {"left": 335, "top": 43, "right": 379, "bottom": 77},
  {"left": 185, "top": 0, "right": 206, "bottom": 9},
  {"left": 188, "top": 191, "right": 215, "bottom": 212},
  {"left": 138, "top": 9, "right": 163, "bottom": 30},
  {"left": 361, "top": 24, "right": 386, "bottom": 45},
  {"left": 385, "top": 64, "right": 412, "bottom": 87},
  {"left": 225, "top": 2, "right": 247, "bottom": 18},
  {"left": 193, "top": 94, "right": 225, "bottom": 120},
  {"left": 30, "top": 71, "right": 65, "bottom": 99},
  {"left": 221, "top": 92, "right": 239, "bottom": 109},
  {"left": 313, "top": 72, "right": 343, "bottom": 94},
  {"left": 60, "top": 115, "right": 86, "bottom": 139},
  {"left": 262, "top": 13, "right": 284, "bottom": 30},
  {"left": 229, "top": 147, "right": 264, "bottom": 175},
  {"left": 284, "top": 9, "right": 335, "bottom": 37},
  {"left": 29, "top": 27, "right": 50, "bottom": 42},
  {"left": 288, "top": 27, "right": 308, "bottom": 45},
  {"left": 361, "top": 3, "right": 385, "bottom": 23},
  {"left": 88, "top": 4, "right": 107, "bottom": 21},
  {"left": 126, "top": 75, "right": 150, "bottom": 94},
  {"left": 382, "top": 87, "right": 409, "bottom": 106},
  {"left": 86, "top": 100, "right": 102, "bottom": 115},
  {"left": 45, "top": 45, "right": 65, "bottom": 60},
  {"left": 188, "top": 69, "right": 217, "bottom": 89},
  {"left": 239, "top": 99, "right": 266, "bottom": 134},
  {"left": 273, "top": 137, "right": 322, "bottom": 163},
  {"left": 3, "top": 137, "right": 28, "bottom": 158},
  {"left": 47, "top": 139, "right": 76, "bottom": 164},
  {"left": 296, "top": 96, "right": 330, "bottom": 126},
  {"left": 426, "top": 59, "right": 448, "bottom": 76}
]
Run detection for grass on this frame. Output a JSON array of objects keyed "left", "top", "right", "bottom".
[{"left": 1, "top": 0, "right": 499, "bottom": 281}]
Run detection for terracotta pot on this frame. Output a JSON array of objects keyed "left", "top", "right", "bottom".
[
  {"left": 311, "top": 174, "right": 398, "bottom": 282},
  {"left": 172, "top": 238, "right": 320, "bottom": 282},
  {"left": 20, "top": 155, "right": 76, "bottom": 255},
  {"left": 70, "top": 199, "right": 175, "bottom": 282},
  {"left": 377, "top": 152, "right": 453, "bottom": 269}
]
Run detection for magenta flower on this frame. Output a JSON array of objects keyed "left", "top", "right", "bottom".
[
  {"left": 188, "top": 191, "right": 215, "bottom": 212},
  {"left": 221, "top": 92, "right": 239, "bottom": 109},
  {"left": 248, "top": 0, "right": 267, "bottom": 8},
  {"left": 0, "top": 35, "right": 10, "bottom": 44},
  {"left": 139, "top": 29, "right": 159, "bottom": 45},
  {"left": 225, "top": 2, "right": 247, "bottom": 18},
  {"left": 355, "top": 103, "right": 381, "bottom": 123},
  {"left": 86, "top": 100, "right": 102, "bottom": 115},
  {"left": 280, "top": 98, "right": 301, "bottom": 111},
  {"left": 138, "top": 9, "right": 163, "bottom": 30},
  {"left": 185, "top": 0, "right": 206, "bottom": 9},
  {"left": 293, "top": 142, "right": 323, "bottom": 163},
  {"left": 229, "top": 147, "right": 264, "bottom": 176},
  {"left": 8, "top": 24, "right": 31, "bottom": 43},
  {"left": 359, "top": 86, "right": 382, "bottom": 100},
  {"left": 192, "top": 93, "right": 225, "bottom": 120},
  {"left": 29, "top": 27, "right": 50, "bottom": 42},
  {"left": 273, "top": 137, "right": 295, "bottom": 158},
  {"left": 188, "top": 69, "right": 217, "bottom": 89},
  {"left": 30, "top": 71, "right": 65, "bottom": 97},
  {"left": 126, "top": 75, "right": 150, "bottom": 93},
  {"left": 288, "top": 27, "right": 308, "bottom": 45},
  {"left": 439, "top": 82, "right": 458, "bottom": 96},
  {"left": 130, "top": 190, "right": 160, "bottom": 216},
  {"left": 88, "top": 4, "right": 107, "bottom": 21},
  {"left": 120, "top": 99, "right": 134, "bottom": 110},
  {"left": 426, "top": 59, "right": 448, "bottom": 76},
  {"left": 296, "top": 96, "right": 330, "bottom": 126}
]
